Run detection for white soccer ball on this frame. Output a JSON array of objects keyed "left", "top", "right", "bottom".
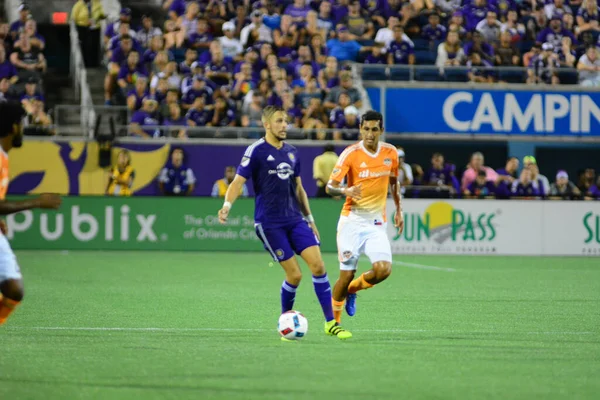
[{"left": 277, "top": 310, "right": 308, "bottom": 340}]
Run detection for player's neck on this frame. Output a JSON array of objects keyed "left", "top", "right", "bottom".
[
  {"left": 0, "top": 138, "right": 11, "bottom": 153},
  {"left": 265, "top": 132, "right": 284, "bottom": 149},
  {"left": 362, "top": 140, "right": 379, "bottom": 154}
]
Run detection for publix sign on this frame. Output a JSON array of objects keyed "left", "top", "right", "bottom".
[{"left": 7, "top": 205, "right": 160, "bottom": 242}]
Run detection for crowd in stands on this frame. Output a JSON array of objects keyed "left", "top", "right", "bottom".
[
  {"left": 0, "top": 3, "right": 53, "bottom": 133},
  {"left": 390, "top": 149, "right": 600, "bottom": 200}
]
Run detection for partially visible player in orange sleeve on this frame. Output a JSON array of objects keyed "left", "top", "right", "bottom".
[
  {"left": 0, "top": 101, "right": 62, "bottom": 327},
  {"left": 326, "top": 110, "right": 404, "bottom": 326}
]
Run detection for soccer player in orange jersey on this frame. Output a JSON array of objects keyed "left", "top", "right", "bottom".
[
  {"left": 326, "top": 110, "right": 404, "bottom": 324},
  {"left": 0, "top": 101, "right": 61, "bottom": 327}
]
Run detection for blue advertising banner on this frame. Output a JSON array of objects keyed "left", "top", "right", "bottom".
[{"left": 383, "top": 88, "right": 600, "bottom": 136}]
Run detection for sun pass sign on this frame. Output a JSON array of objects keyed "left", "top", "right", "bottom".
[{"left": 385, "top": 88, "right": 600, "bottom": 136}]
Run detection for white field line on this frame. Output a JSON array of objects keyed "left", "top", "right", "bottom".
[
  {"left": 394, "top": 261, "right": 456, "bottom": 272},
  {"left": 3, "top": 327, "right": 594, "bottom": 335}
]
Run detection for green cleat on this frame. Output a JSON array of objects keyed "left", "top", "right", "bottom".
[{"left": 325, "top": 320, "right": 352, "bottom": 339}]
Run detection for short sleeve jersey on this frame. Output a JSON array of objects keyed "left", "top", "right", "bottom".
[
  {"left": 329, "top": 141, "right": 398, "bottom": 220},
  {"left": 237, "top": 138, "right": 304, "bottom": 226},
  {"left": 0, "top": 149, "right": 8, "bottom": 200}
]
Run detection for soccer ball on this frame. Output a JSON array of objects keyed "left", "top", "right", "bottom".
[{"left": 277, "top": 310, "right": 308, "bottom": 340}]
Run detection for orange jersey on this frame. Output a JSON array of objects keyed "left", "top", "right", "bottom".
[
  {"left": 0, "top": 149, "right": 8, "bottom": 200},
  {"left": 329, "top": 141, "right": 398, "bottom": 219}
]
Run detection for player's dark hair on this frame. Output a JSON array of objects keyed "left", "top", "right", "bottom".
[
  {"left": 324, "top": 144, "right": 335, "bottom": 153},
  {"left": 360, "top": 110, "right": 383, "bottom": 130},
  {"left": 0, "top": 101, "right": 25, "bottom": 138}
]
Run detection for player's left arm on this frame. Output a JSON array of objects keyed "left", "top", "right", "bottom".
[
  {"left": 390, "top": 164, "right": 404, "bottom": 234},
  {"left": 295, "top": 176, "right": 320, "bottom": 241}
]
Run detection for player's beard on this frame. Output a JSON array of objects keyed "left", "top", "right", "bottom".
[
  {"left": 12, "top": 133, "right": 23, "bottom": 148},
  {"left": 274, "top": 130, "right": 287, "bottom": 141}
]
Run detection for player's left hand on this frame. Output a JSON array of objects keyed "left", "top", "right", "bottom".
[
  {"left": 218, "top": 207, "right": 230, "bottom": 224},
  {"left": 0, "top": 219, "right": 7, "bottom": 235},
  {"left": 309, "top": 222, "right": 321, "bottom": 242},
  {"left": 394, "top": 210, "right": 404, "bottom": 235}
]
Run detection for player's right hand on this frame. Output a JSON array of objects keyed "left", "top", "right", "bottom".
[
  {"left": 344, "top": 184, "right": 362, "bottom": 200},
  {"left": 37, "top": 193, "right": 62, "bottom": 209},
  {"left": 218, "top": 207, "right": 230, "bottom": 224}
]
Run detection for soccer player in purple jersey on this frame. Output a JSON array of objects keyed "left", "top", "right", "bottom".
[{"left": 218, "top": 106, "right": 352, "bottom": 341}]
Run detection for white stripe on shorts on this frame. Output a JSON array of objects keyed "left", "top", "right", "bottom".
[{"left": 255, "top": 223, "right": 278, "bottom": 261}]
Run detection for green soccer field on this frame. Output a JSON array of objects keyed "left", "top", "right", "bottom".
[{"left": 1, "top": 251, "right": 599, "bottom": 400}]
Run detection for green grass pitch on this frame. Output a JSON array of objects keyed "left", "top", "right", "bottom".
[{"left": 1, "top": 251, "right": 599, "bottom": 400}]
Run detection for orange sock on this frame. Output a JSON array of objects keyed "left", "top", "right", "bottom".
[
  {"left": 348, "top": 273, "right": 374, "bottom": 294},
  {"left": 0, "top": 297, "right": 20, "bottom": 326},
  {"left": 332, "top": 299, "right": 344, "bottom": 323}
]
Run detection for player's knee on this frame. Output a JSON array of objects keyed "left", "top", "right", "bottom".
[
  {"left": 373, "top": 262, "right": 392, "bottom": 281},
  {"left": 308, "top": 260, "right": 325, "bottom": 276},
  {"left": 1, "top": 280, "right": 24, "bottom": 301},
  {"left": 286, "top": 271, "right": 302, "bottom": 286}
]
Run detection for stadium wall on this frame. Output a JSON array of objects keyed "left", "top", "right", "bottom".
[{"left": 7, "top": 197, "right": 600, "bottom": 256}]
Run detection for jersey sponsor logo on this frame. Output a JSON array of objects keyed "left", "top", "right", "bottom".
[
  {"left": 383, "top": 158, "right": 392, "bottom": 166},
  {"left": 358, "top": 169, "right": 392, "bottom": 179},
  {"left": 268, "top": 162, "right": 294, "bottom": 180},
  {"left": 240, "top": 156, "right": 250, "bottom": 167}
]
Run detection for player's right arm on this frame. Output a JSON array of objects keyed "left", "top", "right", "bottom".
[
  {"left": 218, "top": 174, "right": 247, "bottom": 224},
  {"left": 325, "top": 147, "right": 362, "bottom": 200},
  {"left": 0, "top": 194, "right": 61, "bottom": 215}
]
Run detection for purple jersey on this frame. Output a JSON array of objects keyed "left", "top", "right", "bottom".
[
  {"left": 21, "top": 93, "right": 45, "bottom": 103},
  {"left": 536, "top": 28, "right": 577, "bottom": 49},
  {"left": 205, "top": 60, "right": 233, "bottom": 86},
  {"left": 127, "top": 89, "right": 149, "bottom": 110},
  {"left": 495, "top": 168, "right": 515, "bottom": 198},
  {"left": 117, "top": 65, "right": 148, "bottom": 85},
  {"left": 0, "top": 61, "right": 17, "bottom": 80},
  {"left": 286, "top": 60, "right": 320, "bottom": 80},
  {"left": 169, "top": 0, "right": 187, "bottom": 16},
  {"left": 467, "top": 180, "right": 496, "bottom": 196},
  {"left": 512, "top": 182, "right": 538, "bottom": 197},
  {"left": 464, "top": 41, "right": 494, "bottom": 57},
  {"left": 237, "top": 139, "right": 304, "bottom": 226},
  {"left": 364, "top": 53, "right": 386, "bottom": 64},
  {"left": 423, "top": 166, "right": 453, "bottom": 186},
  {"left": 183, "top": 88, "right": 212, "bottom": 106},
  {"left": 131, "top": 110, "right": 160, "bottom": 137},
  {"left": 464, "top": 5, "right": 496, "bottom": 31},
  {"left": 189, "top": 32, "right": 214, "bottom": 49},
  {"left": 213, "top": 107, "right": 236, "bottom": 126},
  {"left": 267, "top": 93, "right": 283, "bottom": 107},
  {"left": 577, "top": 7, "right": 600, "bottom": 23},
  {"left": 110, "top": 48, "right": 131, "bottom": 65},
  {"left": 284, "top": 5, "right": 311, "bottom": 19},
  {"left": 329, "top": 107, "right": 345, "bottom": 127},
  {"left": 492, "top": 0, "right": 517, "bottom": 19},
  {"left": 389, "top": 40, "right": 414, "bottom": 64},
  {"left": 186, "top": 108, "right": 213, "bottom": 126},
  {"left": 422, "top": 24, "right": 447, "bottom": 41}
]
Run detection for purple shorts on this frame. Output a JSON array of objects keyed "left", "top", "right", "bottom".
[{"left": 255, "top": 220, "right": 320, "bottom": 262}]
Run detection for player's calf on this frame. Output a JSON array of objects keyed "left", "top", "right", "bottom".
[{"left": 0, "top": 279, "right": 24, "bottom": 326}]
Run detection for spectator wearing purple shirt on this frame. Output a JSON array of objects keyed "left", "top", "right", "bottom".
[
  {"left": 281, "top": 90, "right": 303, "bottom": 128},
  {"left": 464, "top": 0, "right": 497, "bottom": 31},
  {"left": 468, "top": 53, "right": 495, "bottom": 82},
  {"left": 162, "top": 103, "right": 187, "bottom": 139},
  {"left": 182, "top": 76, "right": 213, "bottom": 111},
  {"left": 126, "top": 76, "right": 150, "bottom": 112},
  {"left": 205, "top": 51, "right": 234, "bottom": 87},
  {"left": 588, "top": 176, "right": 600, "bottom": 199},
  {"left": 9, "top": 3, "right": 30, "bottom": 41},
  {"left": 387, "top": 26, "right": 416, "bottom": 65},
  {"left": 0, "top": 46, "right": 18, "bottom": 83},
  {"left": 287, "top": 45, "right": 320, "bottom": 80},
  {"left": 512, "top": 168, "right": 539, "bottom": 197},
  {"left": 422, "top": 14, "right": 448, "bottom": 42},
  {"left": 492, "top": 0, "right": 517, "bottom": 20},
  {"left": 334, "top": 105, "right": 361, "bottom": 141},
  {"left": 464, "top": 31, "right": 495, "bottom": 63},
  {"left": 165, "top": 0, "right": 187, "bottom": 20},
  {"left": 117, "top": 52, "right": 147, "bottom": 92},
  {"left": 189, "top": 18, "right": 213, "bottom": 53},
  {"left": 329, "top": 92, "right": 352, "bottom": 128},
  {"left": 423, "top": 153, "right": 458, "bottom": 192},
  {"left": 186, "top": 96, "right": 213, "bottom": 128},
  {"left": 235, "top": 49, "right": 264, "bottom": 83},
  {"left": 495, "top": 157, "right": 519, "bottom": 198},
  {"left": 104, "top": 8, "right": 132, "bottom": 42},
  {"left": 179, "top": 48, "right": 198, "bottom": 77},
  {"left": 577, "top": 1, "right": 600, "bottom": 34},
  {"left": 466, "top": 170, "right": 497, "bottom": 197},
  {"left": 130, "top": 97, "right": 161, "bottom": 139},
  {"left": 536, "top": 15, "right": 578, "bottom": 49},
  {"left": 285, "top": 0, "right": 312, "bottom": 27},
  {"left": 209, "top": 97, "right": 237, "bottom": 127},
  {"left": 364, "top": 47, "right": 387, "bottom": 64},
  {"left": 20, "top": 77, "right": 44, "bottom": 106}
]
